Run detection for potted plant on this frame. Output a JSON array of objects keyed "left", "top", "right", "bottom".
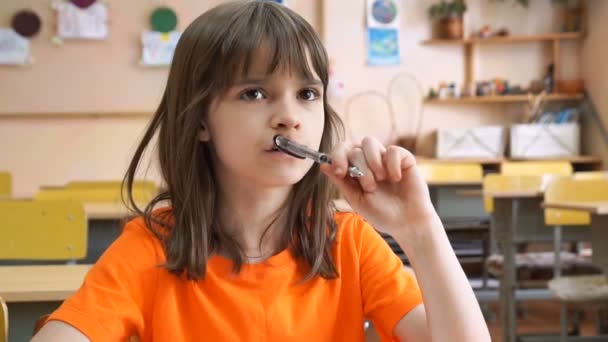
[{"left": 428, "top": 0, "right": 467, "bottom": 39}]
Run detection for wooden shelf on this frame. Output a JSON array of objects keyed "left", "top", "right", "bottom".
[
  {"left": 422, "top": 32, "right": 583, "bottom": 45},
  {"left": 425, "top": 93, "right": 584, "bottom": 104}
]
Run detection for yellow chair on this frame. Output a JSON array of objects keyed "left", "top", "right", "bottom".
[
  {"left": 0, "top": 200, "right": 87, "bottom": 260},
  {"left": 35, "top": 181, "right": 157, "bottom": 204},
  {"left": 544, "top": 178, "right": 608, "bottom": 340},
  {"left": 417, "top": 162, "right": 483, "bottom": 184},
  {"left": 483, "top": 174, "right": 548, "bottom": 213},
  {"left": 0, "top": 296, "right": 6, "bottom": 342},
  {"left": 500, "top": 161, "right": 573, "bottom": 176},
  {"left": 544, "top": 178, "right": 608, "bottom": 226},
  {"left": 483, "top": 161, "right": 573, "bottom": 213},
  {"left": 572, "top": 171, "right": 608, "bottom": 180},
  {"left": 0, "top": 172, "right": 11, "bottom": 198},
  {"left": 66, "top": 180, "right": 157, "bottom": 194}
]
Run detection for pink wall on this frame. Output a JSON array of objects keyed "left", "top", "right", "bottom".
[{"left": 0, "top": 0, "right": 601, "bottom": 196}]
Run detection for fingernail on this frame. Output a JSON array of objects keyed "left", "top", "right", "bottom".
[{"left": 334, "top": 168, "right": 343, "bottom": 175}]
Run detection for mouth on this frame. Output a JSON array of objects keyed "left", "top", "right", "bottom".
[{"left": 271, "top": 135, "right": 307, "bottom": 160}]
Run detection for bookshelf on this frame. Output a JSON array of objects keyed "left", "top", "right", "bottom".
[
  {"left": 425, "top": 93, "right": 583, "bottom": 104},
  {"left": 421, "top": 32, "right": 583, "bottom": 46},
  {"left": 422, "top": 32, "right": 585, "bottom": 102}
]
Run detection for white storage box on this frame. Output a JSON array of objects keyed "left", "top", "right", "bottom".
[
  {"left": 510, "top": 123, "right": 580, "bottom": 158},
  {"left": 436, "top": 126, "right": 506, "bottom": 158}
]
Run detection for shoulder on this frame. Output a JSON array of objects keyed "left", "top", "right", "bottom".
[
  {"left": 333, "top": 211, "right": 386, "bottom": 252},
  {"left": 101, "top": 206, "right": 173, "bottom": 265}
]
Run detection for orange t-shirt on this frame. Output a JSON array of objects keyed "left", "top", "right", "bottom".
[{"left": 48, "top": 210, "right": 423, "bottom": 341}]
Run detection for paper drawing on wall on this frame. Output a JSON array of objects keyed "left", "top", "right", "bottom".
[
  {"left": 0, "top": 9, "right": 41, "bottom": 65},
  {"left": 141, "top": 6, "right": 181, "bottom": 67},
  {"left": 367, "top": 28, "right": 399, "bottom": 66},
  {"left": 268, "top": 0, "right": 288, "bottom": 5},
  {"left": 366, "top": 0, "right": 400, "bottom": 66},
  {"left": 367, "top": 0, "right": 400, "bottom": 29},
  {"left": 53, "top": 0, "right": 109, "bottom": 40}
]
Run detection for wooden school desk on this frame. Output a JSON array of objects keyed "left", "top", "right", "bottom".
[
  {"left": 0, "top": 265, "right": 90, "bottom": 303},
  {"left": 0, "top": 265, "right": 90, "bottom": 341},
  {"left": 485, "top": 190, "right": 590, "bottom": 342}
]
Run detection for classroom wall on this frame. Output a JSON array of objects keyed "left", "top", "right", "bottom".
[
  {"left": 0, "top": 0, "right": 321, "bottom": 197},
  {"left": 0, "top": 0, "right": 596, "bottom": 197},
  {"left": 323, "top": 0, "right": 580, "bottom": 153},
  {"left": 581, "top": 1, "right": 608, "bottom": 165}
]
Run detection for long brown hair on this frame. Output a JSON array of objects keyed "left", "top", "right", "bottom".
[{"left": 123, "top": 0, "right": 344, "bottom": 280}]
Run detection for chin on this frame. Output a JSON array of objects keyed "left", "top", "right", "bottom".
[{"left": 260, "top": 168, "right": 312, "bottom": 187}]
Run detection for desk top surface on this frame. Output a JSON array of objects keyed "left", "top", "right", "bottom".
[
  {"left": 0, "top": 264, "right": 90, "bottom": 302},
  {"left": 483, "top": 190, "right": 544, "bottom": 199},
  {"left": 542, "top": 201, "right": 608, "bottom": 215},
  {"left": 427, "top": 180, "right": 482, "bottom": 186}
]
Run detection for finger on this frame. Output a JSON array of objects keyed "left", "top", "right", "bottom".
[
  {"left": 384, "top": 146, "right": 404, "bottom": 182},
  {"left": 361, "top": 136, "right": 387, "bottom": 181},
  {"left": 400, "top": 148, "right": 417, "bottom": 172},
  {"left": 348, "top": 147, "right": 376, "bottom": 192},
  {"left": 326, "top": 142, "right": 350, "bottom": 178}
]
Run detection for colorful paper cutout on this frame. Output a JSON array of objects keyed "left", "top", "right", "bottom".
[
  {"left": 150, "top": 7, "right": 178, "bottom": 33},
  {"left": 11, "top": 9, "right": 42, "bottom": 38},
  {"left": 367, "top": 0, "right": 400, "bottom": 29},
  {"left": 71, "top": 0, "right": 96, "bottom": 9}
]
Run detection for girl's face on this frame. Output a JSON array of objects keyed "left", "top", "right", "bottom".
[{"left": 201, "top": 49, "right": 325, "bottom": 189}]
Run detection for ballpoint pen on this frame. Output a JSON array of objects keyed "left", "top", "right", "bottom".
[{"left": 273, "top": 135, "right": 364, "bottom": 178}]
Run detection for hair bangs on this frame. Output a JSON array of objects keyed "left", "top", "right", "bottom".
[{"left": 214, "top": 2, "right": 326, "bottom": 94}]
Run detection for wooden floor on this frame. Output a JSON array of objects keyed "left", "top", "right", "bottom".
[{"left": 487, "top": 300, "right": 602, "bottom": 342}]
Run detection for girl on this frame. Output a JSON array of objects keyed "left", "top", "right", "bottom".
[{"left": 33, "top": 1, "right": 490, "bottom": 341}]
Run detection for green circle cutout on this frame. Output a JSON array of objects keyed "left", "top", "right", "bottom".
[{"left": 150, "top": 7, "right": 177, "bottom": 33}]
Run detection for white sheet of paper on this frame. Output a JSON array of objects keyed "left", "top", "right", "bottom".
[
  {"left": 54, "top": 0, "right": 108, "bottom": 40},
  {"left": 0, "top": 28, "right": 30, "bottom": 65},
  {"left": 141, "top": 31, "right": 181, "bottom": 66}
]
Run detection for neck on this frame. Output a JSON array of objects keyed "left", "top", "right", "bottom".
[{"left": 217, "top": 178, "right": 292, "bottom": 261}]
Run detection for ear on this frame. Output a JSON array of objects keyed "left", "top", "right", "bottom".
[{"left": 198, "top": 122, "right": 210, "bottom": 142}]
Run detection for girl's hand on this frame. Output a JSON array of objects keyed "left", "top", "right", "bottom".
[{"left": 320, "top": 136, "right": 439, "bottom": 239}]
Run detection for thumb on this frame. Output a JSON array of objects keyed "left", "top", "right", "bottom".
[{"left": 320, "top": 163, "right": 360, "bottom": 201}]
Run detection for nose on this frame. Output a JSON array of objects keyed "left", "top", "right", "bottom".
[{"left": 270, "top": 98, "right": 301, "bottom": 131}]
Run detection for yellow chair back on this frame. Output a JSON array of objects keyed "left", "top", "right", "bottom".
[
  {"left": 544, "top": 178, "right": 608, "bottom": 226},
  {"left": 572, "top": 171, "right": 608, "bottom": 180},
  {"left": 0, "top": 172, "right": 11, "bottom": 198},
  {"left": 0, "top": 200, "right": 87, "bottom": 260},
  {"left": 501, "top": 161, "right": 573, "bottom": 176},
  {"left": 66, "top": 180, "right": 158, "bottom": 203},
  {"left": 483, "top": 174, "right": 547, "bottom": 213},
  {"left": 417, "top": 162, "right": 483, "bottom": 184},
  {"left": 35, "top": 180, "right": 157, "bottom": 204},
  {"left": 0, "top": 296, "right": 6, "bottom": 342}
]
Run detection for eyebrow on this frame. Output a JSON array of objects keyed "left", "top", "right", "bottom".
[{"left": 233, "top": 77, "right": 323, "bottom": 87}]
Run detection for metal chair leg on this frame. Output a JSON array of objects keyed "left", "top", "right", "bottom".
[{"left": 560, "top": 302, "right": 568, "bottom": 342}]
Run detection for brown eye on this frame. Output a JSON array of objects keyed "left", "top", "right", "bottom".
[
  {"left": 298, "top": 88, "right": 320, "bottom": 101},
  {"left": 240, "top": 89, "right": 265, "bottom": 101}
]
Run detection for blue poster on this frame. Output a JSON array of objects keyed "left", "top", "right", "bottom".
[{"left": 367, "top": 28, "right": 399, "bottom": 66}]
